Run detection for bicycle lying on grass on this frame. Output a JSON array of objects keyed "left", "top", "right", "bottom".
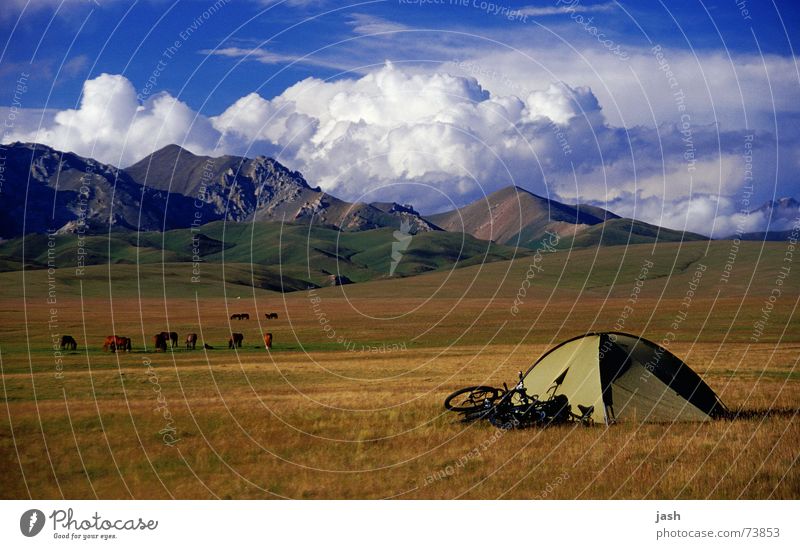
[{"left": 444, "top": 372, "right": 595, "bottom": 429}]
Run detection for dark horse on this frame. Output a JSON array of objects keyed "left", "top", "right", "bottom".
[
  {"left": 265, "top": 313, "right": 278, "bottom": 319},
  {"left": 60, "top": 335, "right": 78, "bottom": 350},
  {"left": 228, "top": 333, "right": 244, "bottom": 348},
  {"left": 153, "top": 333, "right": 168, "bottom": 352},
  {"left": 185, "top": 333, "right": 198, "bottom": 349},
  {"left": 119, "top": 337, "right": 132, "bottom": 352},
  {"left": 160, "top": 331, "right": 178, "bottom": 348}
]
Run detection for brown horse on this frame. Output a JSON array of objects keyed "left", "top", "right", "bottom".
[
  {"left": 265, "top": 312, "right": 278, "bottom": 319},
  {"left": 230, "top": 313, "right": 241, "bottom": 320},
  {"left": 241, "top": 313, "right": 250, "bottom": 320},
  {"left": 263, "top": 333, "right": 273, "bottom": 349},
  {"left": 60, "top": 335, "right": 77, "bottom": 350},
  {"left": 153, "top": 333, "right": 168, "bottom": 352},
  {"left": 103, "top": 335, "right": 128, "bottom": 352},
  {"left": 185, "top": 333, "right": 198, "bottom": 349},
  {"left": 228, "top": 333, "right": 244, "bottom": 349},
  {"left": 102, "top": 335, "right": 115, "bottom": 352}
]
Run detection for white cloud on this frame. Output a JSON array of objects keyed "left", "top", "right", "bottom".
[
  {"left": 5, "top": 73, "right": 218, "bottom": 167},
  {"left": 518, "top": 2, "right": 617, "bottom": 16},
  {"left": 199, "top": 46, "right": 352, "bottom": 72},
  {"left": 62, "top": 54, "right": 90, "bottom": 77},
  {"left": 209, "top": 63, "right": 793, "bottom": 235},
  {"left": 347, "top": 14, "right": 410, "bottom": 35},
  {"left": 2, "top": 66, "right": 793, "bottom": 236},
  {"left": 524, "top": 82, "right": 600, "bottom": 124},
  {"left": 445, "top": 46, "right": 800, "bottom": 131},
  {"left": 608, "top": 194, "right": 771, "bottom": 238},
  {"left": 199, "top": 47, "right": 298, "bottom": 66},
  {"left": 327, "top": 19, "right": 799, "bottom": 132}
]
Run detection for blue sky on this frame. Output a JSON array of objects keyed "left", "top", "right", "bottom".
[
  {"left": 2, "top": 1, "right": 798, "bottom": 113},
  {"left": 1, "top": 0, "right": 799, "bottom": 235}
]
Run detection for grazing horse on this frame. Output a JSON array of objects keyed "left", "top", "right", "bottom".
[
  {"left": 230, "top": 313, "right": 241, "bottom": 320},
  {"left": 228, "top": 333, "right": 244, "bottom": 349},
  {"left": 265, "top": 312, "right": 278, "bottom": 319},
  {"left": 203, "top": 343, "right": 213, "bottom": 350},
  {"left": 103, "top": 335, "right": 128, "bottom": 352},
  {"left": 241, "top": 313, "right": 250, "bottom": 320},
  {"left": 185, "top": 333, "right": 198, "bottom": 349},
  {"left": 103, "top": 335, "right": 115, "bottom": 352},
  {"left": 153, "top": 333, "right": 168, "bottom": 352},
  {"left": 263, "top": 333, "right": 273, "bottom": 349},
  {"left": 60, "top": 335, "right": 77, "bottom": 350},
  {"left": 159, "top": 331, "right": 178, "bottom": 348}
]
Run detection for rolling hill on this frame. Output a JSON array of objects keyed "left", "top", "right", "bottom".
[
  {"left": 556, "top": 217, "right": 708, "bottom": 248},
  {"left": 0, "top": 220, "right": 527, "bottom": 291}
]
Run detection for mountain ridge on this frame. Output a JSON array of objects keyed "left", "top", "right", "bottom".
[
  {"left": 125, "top": 144, "right": 439, "bottom": 233},
  {"left": 425, "top": 186, "right": 708, "bottom": 248},
  {"left": 1, "top": 142, "right": 791, "bottom": 248}
]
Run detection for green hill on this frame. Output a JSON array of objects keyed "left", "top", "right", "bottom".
[
  {"left": 0, "top": 221, "right": 527, "bottom": 291},
  {"left": 556, "top": 218, "right": 708, "bottom": 248}
]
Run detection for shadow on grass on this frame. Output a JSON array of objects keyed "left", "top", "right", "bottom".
[{"left": 722, "top": 408, "right": 800, "bottom": 420}]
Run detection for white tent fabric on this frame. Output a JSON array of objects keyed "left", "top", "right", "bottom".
[{"left": 522, "top": 333, "right": 727, "bottom": 424}]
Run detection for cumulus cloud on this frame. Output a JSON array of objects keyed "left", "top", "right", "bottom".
[
  {"left": 2, "top": 65, "right": 792, "bottom": 236},
  {"left": 450, "top": 47, "right": 800, "bottom": 133},
  {"left": 214, "top": 63, "right": 573, "bottom": 196},
  {"left": 5, "top": 73, "right": 218, "bottom": 167}
]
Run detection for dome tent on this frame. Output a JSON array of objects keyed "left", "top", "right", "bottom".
[{"left": 521, "top": 332, "right": 727, "bottom": 424}]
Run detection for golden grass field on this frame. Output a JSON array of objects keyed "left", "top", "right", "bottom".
[{"left": 1, "top": 240, "right": 798, "bottom": 499}]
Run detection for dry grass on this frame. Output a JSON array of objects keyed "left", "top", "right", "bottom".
[{"left": 1, "top": 241, "right": 798, "bottom": 499}]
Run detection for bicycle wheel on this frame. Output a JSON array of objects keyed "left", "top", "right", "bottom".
[{"left": 444, "top": 386, "right": 503, "bottom": 412}]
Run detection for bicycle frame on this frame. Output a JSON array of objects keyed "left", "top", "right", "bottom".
[{"left": 445, "top": 372, "right": 594, "bottom": 428}]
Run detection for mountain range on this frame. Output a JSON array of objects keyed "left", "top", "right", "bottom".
[
  {"left": 1, "top": 142, "right": 792, "bottom": 252},
  {"left": 426, "top": 185, "right": 707, "bottom": 248},
  {"left": 0, "top": 142, "right": 437, "bottom": 240},
  {"left": 125, "top": 144, "right": 438, "bottom": 233}
]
